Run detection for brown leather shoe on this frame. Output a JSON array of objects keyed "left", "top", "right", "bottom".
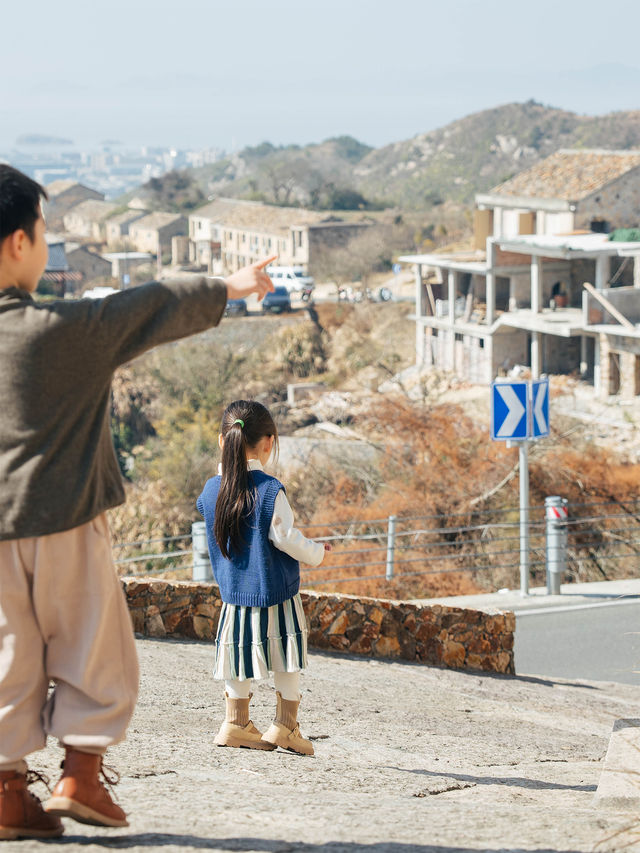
[
  {"left": 45, "top": 748, "right": 128, "bottom": 828},
  {"left": 0, "top": 769, "right": 64, "bottom": 840}
]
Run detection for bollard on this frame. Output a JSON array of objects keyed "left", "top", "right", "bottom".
[
  {"left": 545, "top": 496, "right": 568, "bottom": 595},
  {"left": 386, "top": 515, "right": 397, "bottom": 580},
  {"left": 191, "top": 521, "right": 212, "bottom": 581}
]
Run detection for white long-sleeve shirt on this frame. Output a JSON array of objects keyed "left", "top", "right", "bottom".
[{"left": 217, "top": 459, "right": 325, "bottom": 568}]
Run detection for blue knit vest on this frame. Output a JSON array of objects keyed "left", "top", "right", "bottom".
[{"left": 196, "top": 470, "right": 300, "bottom": 607}]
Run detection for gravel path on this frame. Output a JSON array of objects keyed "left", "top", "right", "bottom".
[{"left": 18, "top": 638, "right": 640, "bottom": 852}]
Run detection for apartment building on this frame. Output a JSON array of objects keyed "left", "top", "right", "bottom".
[{"left": 188, "top": 197, "right": 372, "bottom": 274}]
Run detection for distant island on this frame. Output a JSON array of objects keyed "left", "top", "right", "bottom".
[{"left": 16, "top": 134, "right": 73, "bottom": 146}]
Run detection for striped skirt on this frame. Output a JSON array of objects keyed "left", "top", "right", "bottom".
[{"left": 213, "top": 593, "right": 308, "bottom": 681}]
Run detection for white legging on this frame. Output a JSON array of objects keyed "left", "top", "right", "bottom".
[{"left": 225, "top": 671, "right": 300, "bottom": 701}]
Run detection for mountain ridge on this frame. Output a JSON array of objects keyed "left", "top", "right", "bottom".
[{"left": 150, "top": 102, "right": 640, "bottom": 212}]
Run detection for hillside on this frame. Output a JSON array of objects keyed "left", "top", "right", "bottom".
[
  {"left": 354, "top": 101, "right": 640, "bottom": 208},
  {"left": 136, "top": 102, "right": 640, "bottom": 214},
  {"left": 191, "top": 135, "right": 377, "bottom": 209},
  {"left": 108, "top": 301, "right": 640, "bottom": 600}
]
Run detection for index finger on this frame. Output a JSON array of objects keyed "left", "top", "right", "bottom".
[{"left": 254, "top": 255, "right": 278, "bottom": 270}]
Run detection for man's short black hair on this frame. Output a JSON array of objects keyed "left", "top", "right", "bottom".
[{"left": 0, "top": 164, "right": 48, "bottom": 243}]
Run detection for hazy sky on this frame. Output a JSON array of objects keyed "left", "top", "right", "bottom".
[{"left": 1, "top": 0, "right": 639, "bottom": 151}]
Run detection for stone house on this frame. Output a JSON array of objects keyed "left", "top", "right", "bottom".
[
  {"left": 105, "top": 210, "right": 147, "bottom": 247},
  {"left": 401, "top": 149, "right": 640, "bottom": 397},
  {"left": 63, "top": 199, "right": 118, "bottom": 241},
  {"left": 65, "top": 246, "right": 114, "bottom": 287},
  {"left": 45, "top": 181, "right": 104, "bottom": 229},
  {"left": 102, "top": 251, "right": 153, "bottom": 284},
  {"left": 188, "top": 197, "right": 372, "bottom": 274},
  {"left": 42, "top": 235, "right": 82, "bottom": 295},
  {"left": 128, "top": 212, "right": 187, "bottom": 256}
]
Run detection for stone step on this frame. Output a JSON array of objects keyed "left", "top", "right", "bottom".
[{"left": 595, "top": 718, "right": 640, "bottom": 809}]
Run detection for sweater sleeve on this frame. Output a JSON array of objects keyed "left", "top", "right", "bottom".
[
  {"left": 78, "top": 276, "right": 228, "bottom": 369},
  {"left": 268, "top": 489, "right": 325, "bottom": 567}
]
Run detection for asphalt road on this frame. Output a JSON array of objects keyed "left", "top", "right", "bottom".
[{"left": 515, "top": 599, "right": 640, "bottom": 684}]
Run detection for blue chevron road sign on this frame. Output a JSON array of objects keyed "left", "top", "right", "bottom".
[
  {"left": 491, "top": 378, "right": 550, "bottom": 441},
  {"left": 531, "top": 378, "right": 550, "bottom": 438},
  {"left": 492, "top": 381, "right": 528, "bottom": 440}
]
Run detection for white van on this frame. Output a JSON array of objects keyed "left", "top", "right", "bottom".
[{"left": 266, "top": 265, "right": 314, "bottom": 294}]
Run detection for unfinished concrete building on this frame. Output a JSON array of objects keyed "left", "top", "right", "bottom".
[{"left": 401, "top": 149, "right": 640, "bottom": 398}]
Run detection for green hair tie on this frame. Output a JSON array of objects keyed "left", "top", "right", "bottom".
[{"left": 232, "top": 418, "right": 244, "bottom": 428}]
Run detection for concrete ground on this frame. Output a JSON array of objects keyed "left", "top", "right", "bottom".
[{"left": 17, "top": 637, "right": 640, "bottom": 852}]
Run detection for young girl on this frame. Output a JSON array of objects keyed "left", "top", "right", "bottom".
[{"left": 196, "top": 400, "right": 330, "bottom": 756}]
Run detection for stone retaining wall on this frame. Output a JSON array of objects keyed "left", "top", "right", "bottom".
[{"left": 121, "top": 578, "right": 515, "bottom": 675}]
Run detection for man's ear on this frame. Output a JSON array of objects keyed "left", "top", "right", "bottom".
[{"left": 7, "top": 230, "right": 27, "bottom": 260}]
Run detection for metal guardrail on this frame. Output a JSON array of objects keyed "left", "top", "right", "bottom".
[{"left": 113, "top": 497, "right": 640, "bottom": 594}]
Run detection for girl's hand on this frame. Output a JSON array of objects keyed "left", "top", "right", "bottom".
[
  {"left": 225, "top": 255, "right": 277, "bottom": 301},
  {"left": 323, "top": 542, "right": 332, "bottom": 552}
]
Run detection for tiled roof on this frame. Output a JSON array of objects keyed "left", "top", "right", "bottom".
[
  {"left": 190, "top": 197, "right": 348, "bottom": 235},
  {"left": 130, "top": 212, "right": 185, "bottom": 230},
  {"left": 46, "top": 179, "right": 79, "bottom": 195},
  {"left": 490, "top": 149, "right": 640, "bottom": 201},
  {"left": 106, "top": 210, "right": 146, "bottom": 226},
  {"left": 65, "top": 200, "right": 117, "bottom": 221},
  {"left": 46, "top": 180, "right": 101, "bottom": 198}
]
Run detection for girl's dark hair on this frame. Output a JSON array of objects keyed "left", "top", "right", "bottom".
[
  {"left": 0, "top": 165, "right": 48, "bottom": 243},
  {"left": 214, "top": 400, "right": 278, "bottom": 559}
]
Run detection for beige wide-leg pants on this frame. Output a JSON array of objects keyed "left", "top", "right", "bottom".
[{"left": 0, "top": 513, "right": 139, "bottom": 770}]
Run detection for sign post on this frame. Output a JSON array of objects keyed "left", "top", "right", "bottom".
[
  {"left": 492, "top": 378, "right": 550, "bottom": 596},
  {"left": 517, "top": 441, "right": 530, "bottom": 595}
]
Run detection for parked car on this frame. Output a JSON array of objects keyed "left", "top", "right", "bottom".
[
  {"left": 225, "top": 298, "right": 248, "bottom": 317},
  {"left": 266, "top": 265, "right": 314, "bottom": 295},
  {"left": 262, "top": 286, "right": 291, "bottom": 314}
]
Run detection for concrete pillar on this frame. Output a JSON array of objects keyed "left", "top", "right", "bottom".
[
  {"left": 531, "top": 255, "right": 541, "bottom": 314},
  {"left": 634, "top": 255, "right": 640, "bottom": 289},
  {"left": 485, "top": 239, "right": 497, "bottom": 326},
  {"left": 414, "top": 264, "right": 425, "bottom": 364},
  {"left": 595, "top": 255, "right": 609, "bottom": 290},
  {"left": 580, "top": 335, "right": 588, "bottom": 376},
  {"left": 448, "top": 270, "right": 456, "bottom": 370},
  {"left": 448, "top": 270, "right": 456, "bottom": 325},
  {"left": 485, "top": 336, "right": 494, "bottom": 382},
  {"left": 594, "top": 337, "right": 601, "bottom": 395}
]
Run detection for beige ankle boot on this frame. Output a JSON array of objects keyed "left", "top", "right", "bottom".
[
  {"left": 261, "top": 691, "right": 314, "bottom": 756},
  {"left": 214, "top": 693, "right": 276, "bottom": 750}
]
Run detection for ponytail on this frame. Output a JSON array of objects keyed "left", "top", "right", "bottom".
[{"left": 214, "top": 400, "right": 278, "bottom": 559}]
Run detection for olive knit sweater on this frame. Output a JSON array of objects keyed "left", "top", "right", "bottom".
[{"left": 0, "top": 277, "right": 226, "bottom": 540}]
